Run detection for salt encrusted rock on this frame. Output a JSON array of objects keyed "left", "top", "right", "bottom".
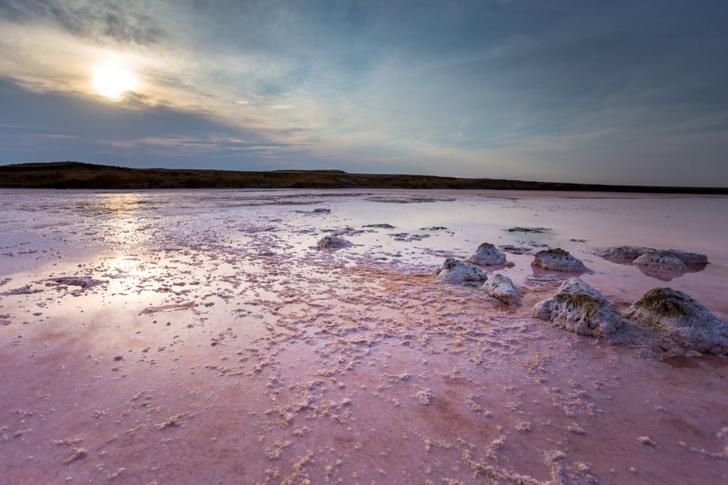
[
  {"left": 595, "top": 246, "right": 648, "bottom": 264},
  {"left": 633, "top": 252, "right": 687, "bottom": 273},
  {"left": 434, "top": 258, "right": 487, "bottom": 286},
  {"left": 533, "top": 277, "right": 623, "bottom": 337},
  {"left": 624, "top": 288, "right": 728, "bottom": 355},
  {"left": 532, "top": 248, "right": 588, "bottom": 273},
  {"left": 316, "top": 235, "right": 352, "bottom": 250},
  {"left": 670, "top": 250, "right": 709, "bottom": 267},
  {"left": 468, "top": 243, "right": 507, "bottom": 266},
  {"left": 596, "top": 246, "right": 708, "bottom": 278},
  {"left": 633, "top": 249, "right": 707, "bottom": 272},
  {"left": 482, "top": 273, "right": 520, "bottom": 305}
]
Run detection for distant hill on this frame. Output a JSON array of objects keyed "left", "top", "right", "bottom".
[{"left": 0, "top": 161, "right": 726, "bottom": 194}]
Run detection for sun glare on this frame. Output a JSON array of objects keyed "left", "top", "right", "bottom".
[{"left": 92, "top": 62, "right": 137, "bottom": 100}]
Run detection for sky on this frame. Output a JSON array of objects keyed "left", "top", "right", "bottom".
[{"left": 0, "top": 0, "right": 727, "bottom": 186}]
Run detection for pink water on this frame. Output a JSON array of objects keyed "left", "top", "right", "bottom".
[{"left": 1, "top": 189, "right": 727, "bottom": 484}]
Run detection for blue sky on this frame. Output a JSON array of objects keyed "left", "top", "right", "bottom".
[{"left": 1, "top": 0, "right": 727, "bottom": 185}]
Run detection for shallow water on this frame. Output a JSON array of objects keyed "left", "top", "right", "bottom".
[{"left": 1, "top": 189, "right": 727, "bottom": 484}]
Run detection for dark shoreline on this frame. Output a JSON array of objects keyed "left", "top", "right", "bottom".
[{"left": 1, "top": 161, "right": 727, "bottom": 194}]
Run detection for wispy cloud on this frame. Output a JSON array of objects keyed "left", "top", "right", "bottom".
[{"left": 0, "top": 0, "right": 727, "bottom": 184}]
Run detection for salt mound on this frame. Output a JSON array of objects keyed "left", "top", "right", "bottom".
[
  {"left": 597, "top": 246, "right": 708, "bottom": 280},
  {"left": 434, "top": 258, "right": 487, "bottom": 286},
  {"left": 533, "top": 277, "right": 623, "bottom": 337},
  {"left": 595, "top": 246, "right": 648, "bottom": 263},
  {"left": 468, "top": 243, "right": 507, "bottom": 266},
  {"left": 624, "top": 288, "right": 728, "bottom": 355},
  {"left": 598, "top": 246, "right": 707, "bottom": 266},
  {"left": 316, "top": 235, "right": 352, "bottom": 250},
  {"left": 633, "top": 252, "right": 687, "bottom": 273},
  {"left": 532, "top": 248, "right": 588, "bottom": 273},
  {"left": 670, "top": 250, "right": 709, "bottom": 267},
  {"left": 482, "top": 273, "right": 519, "bottom": 305}
]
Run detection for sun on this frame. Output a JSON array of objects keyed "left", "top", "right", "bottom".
[{"left": 92, "top": 62, "right": 137, "bottom": 100}]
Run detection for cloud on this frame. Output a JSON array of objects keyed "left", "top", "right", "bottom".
[
  {"left": 0, "top": 0, "right": 165, "bottom": 45},
  {"left": 0, "top": 77, "right": 318, "bottom": 168},
  {"left": 0, "top": 0, "right": 727, "bottom": 185}
]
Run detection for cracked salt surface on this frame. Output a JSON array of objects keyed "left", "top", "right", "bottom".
[{"left": 0, "top": 188, "right": 727, "bottom": 484}]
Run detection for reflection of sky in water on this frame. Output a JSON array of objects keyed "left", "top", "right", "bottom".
[
  {"left": 90, "top": 193, "right": 153, "bottom": 247},
  {"left": 2, "top": 189, "right": 728, "bottom": 484},
  {"left": 2, "top": 189, "right": 728, "bottom": 318}
]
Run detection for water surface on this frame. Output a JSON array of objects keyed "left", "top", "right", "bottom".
[{"left": 1, "top": 189, "right": 727, "bottom": 484}]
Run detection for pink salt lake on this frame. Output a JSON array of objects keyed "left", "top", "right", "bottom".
[{"left": 1, "top": 189, "right": 727, "bottom": 484}]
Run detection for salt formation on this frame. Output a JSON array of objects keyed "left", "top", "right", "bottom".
[
  {"left": 595, "top": 246, "right": 646, "bottom": 263},
  {"left": 596, "top": 246, "right": 708, "bottom": 280},
  {"left": 507, "top": 226, "right": 549, "bottom": 233},
  {"left": 533, "top": 277, "right": 623, "bottom": 337},
  {"left": 434, "top": 257, "right": 487, "bottom": 286},
  {"left": 416, "top": 389, "right": 434, "bottom": 405},
  {"left": 598, "top": 246, "right": 708, "bottom": 267},
  {"left": 624, "top": 288, "right": 728, "bottom": 355},
  {"left": 390, "top": 232, "right": 430, "bottom": 242},
  {"left": 499, "top": 245, "right": 532, "bottom": 255},
  {"left": 2, "top": 276, "right": 108, "bottom": 297},
  {"left": 47, "top": 276, "right": 106, "bottom": 289},
  {"left": 316, "top": 235, "right": 352, "bottom": 250},
  {"left": 2, "top": 284, "right": 45, "bottom": 296},
  {"left": 482, "top": 273, "right": 520, "bottom": 305},
  {"left": 633, "top": 252, "right": 687, "bottom": 272},
  {"left": 468, "top": 243, "right": 508, "bottom": 266},
  {"left": 296, "top": 208, "right": 331, "bottom": 214},
  {"left": 666, "top": 250, "right": 709, "bottom": 267},
  {"left": 532, "top": 248, "right": 588, "bottom": 273},
  {"left": 362, "top": 223, "right": 395, "bottom": 229}
]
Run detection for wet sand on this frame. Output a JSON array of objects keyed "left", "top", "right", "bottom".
[{"left": 1, "top": 189, "right": 727, "bottom": 484}]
